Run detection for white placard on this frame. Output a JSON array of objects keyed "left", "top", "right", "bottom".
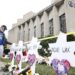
[{"left": 49, "top": 32, "right": 75, "bottom": 67}]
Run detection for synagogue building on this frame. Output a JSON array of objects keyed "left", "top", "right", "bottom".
[{"left": 8, "top": 0, "right": 75, "bottom": 43}]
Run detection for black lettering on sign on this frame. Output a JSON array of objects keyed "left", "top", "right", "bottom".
[
  {"left": 50, "top": 47, "right": 59, "bottom": 52},
  {"left": 62, "top": 47, "right": 70, "bottom": 53},
  {"left": 68, "top": 0, "right": 75, "bottom": 8}
]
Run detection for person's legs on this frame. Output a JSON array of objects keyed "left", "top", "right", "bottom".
[{"left": 0, "top": 45, "right": 4, "bottom": 57}]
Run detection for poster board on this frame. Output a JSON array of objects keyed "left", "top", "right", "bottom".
[{"left": 49, "top": 32, "right": 75, "bottom": 67}]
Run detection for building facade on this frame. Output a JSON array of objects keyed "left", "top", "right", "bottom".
[{"left": 8, "top": 0, "right": 75, "bottom": 43}]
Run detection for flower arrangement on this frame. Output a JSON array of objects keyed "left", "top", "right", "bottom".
[
  {"left": 15, "top": 54, "right": 21, "bottom": 64},
  {"left": 51, "top": 59, "right": 71, "bottom": 75},
  {"left": 26, "top": 69, "right": 32, "bottom": 75},
  {"left": 9, "top": 53, "right": 14, "bottom": 60},
  {"left": 28, "top": 54, "right": 36, "bottom": 66}
]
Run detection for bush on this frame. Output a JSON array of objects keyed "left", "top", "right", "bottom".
[
  {"left": 38, "top": 36, "right": 57, "bottom": 57},
  {"left": 4, "top": 49, "right": 10, "bottom": 55}
]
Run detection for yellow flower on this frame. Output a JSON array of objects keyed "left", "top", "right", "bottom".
[
  {"left": 20, "top": 74, "right": 23, "bottom": 75},
  {"left": 26, "top": 69, "right": 32, "bottom": 75}
]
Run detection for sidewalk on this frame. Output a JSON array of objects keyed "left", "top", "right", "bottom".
[
  {"left": 0, "top": 61, "right": 5, "bottom": 68},
  {"left": 0, "top": 61, "right": 10, "bottom": 75}
]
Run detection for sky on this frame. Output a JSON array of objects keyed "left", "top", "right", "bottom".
[{"left": 0, "top": 0, "right": 52, "bottom": 37}]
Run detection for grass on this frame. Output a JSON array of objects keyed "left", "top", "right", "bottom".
[
  {"left": 0, "top": 58, "right": 75, "bottom": 75},
  {"left": 0, "top": 57, "right": 11, "bottom": 64},
  {"left": 36, "top": 64, "right": 56, "bottom": 75},
  {"left": 68, "top": 67, "right": 75, "bottom": 75}
]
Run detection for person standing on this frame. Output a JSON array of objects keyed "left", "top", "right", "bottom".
[{"left": 0, "top": 25, "right": 12, "bottom": 57}]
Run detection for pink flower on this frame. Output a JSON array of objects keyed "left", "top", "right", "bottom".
[
  {"left": 16, "top": 55, "right": 21, "bottom": 64},
  {"left": 28, "top": 54, "right": 36, "bottom": 65}
]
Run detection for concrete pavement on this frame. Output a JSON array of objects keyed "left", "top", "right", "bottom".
[{"left": 0, "top": 61, "right": 11, "bottom": 75}]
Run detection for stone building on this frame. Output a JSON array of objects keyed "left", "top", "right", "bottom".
[{"left": 8, "top": 0, "right": 75, "bottom": 43}]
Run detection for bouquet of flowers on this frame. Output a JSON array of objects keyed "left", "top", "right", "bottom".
[{"left": 28, "top": 54, "right": 36, "bottom": 66}]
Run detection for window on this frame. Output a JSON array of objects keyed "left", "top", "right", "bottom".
[
  {"left": 49, "top": 19, "right": 53, "bottom": 35},
  {"left": 60, "top": 14, "right": 66, "bottom": 33},
  {"left": 28, "top": 28, "right": 30, "bottom": 40},
  {"left": 41, "top": 23, "right": 44, "bottom": 37},
  {"left": 34, "top": 26, "right": 36, "bottom": 37},
  {"left": 23, "top": 30, "right": 25, "bottom": 41},
  {"left": 22, "top": 24, "right": 25, "bottom": 41},
  {"left": 18, "top": 26, "right": 21, "bottom": 41}
]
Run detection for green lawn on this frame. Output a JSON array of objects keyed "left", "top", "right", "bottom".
[
  {"left": 36, "top": 64, "right": 75, "bottom": 75},
  {"left": 36, "top": 64, "right": 56, "bottom": 75},
  {"left": 0, "top": 58, "right": 75, "bottom": 75}
]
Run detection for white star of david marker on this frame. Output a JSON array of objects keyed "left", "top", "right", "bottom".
[
  {"left": 49, "top": 32, "right": 75, "bottom": 67},
  {"left": 27, "top": 37, "right": 41, "bottom": 58}
]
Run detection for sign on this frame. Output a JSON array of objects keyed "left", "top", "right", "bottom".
[
  {"left": 49, "top": 32, "right": 75, "bottom": 67},
  {"left": 27, "top": 37, "right": 40, "bottom": 75}
]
